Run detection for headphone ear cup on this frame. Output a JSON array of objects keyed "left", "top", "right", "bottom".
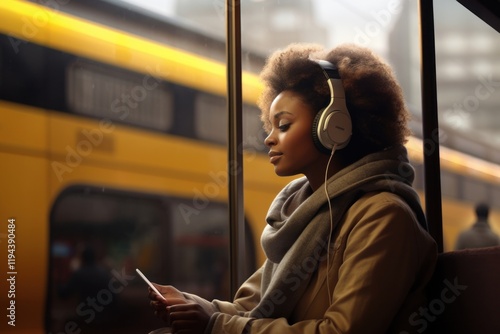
[
  {"left": 312, "top": 109, "right": 333, "bottom": 154},
  {"left": 324, "top": 110, "right": 352, "bottom": 150},
  {"left": 312, "top": 108, "right": 352, "bottom": 152}
]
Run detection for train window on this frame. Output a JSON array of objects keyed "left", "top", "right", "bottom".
[
  {"left": 47, "top": 185, "right": 255, "bottom": 334},
  {"left": 67, "top": 61, "right": 174, "bottom": 132},
  {"left": 194, "top": 92, "right": 267, "bottom": 152}
]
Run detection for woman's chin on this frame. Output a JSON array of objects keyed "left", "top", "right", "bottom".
[{"left": 274, "top": 168, "right": 295, "bottom": 178}]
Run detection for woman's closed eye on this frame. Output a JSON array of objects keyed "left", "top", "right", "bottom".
[{"left": 278, "top": 123, "right": 291, "bottom": 132}]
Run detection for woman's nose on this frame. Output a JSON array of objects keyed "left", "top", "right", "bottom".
[{"left": 264, "top": 131, "right": 276, "bottom": 147}]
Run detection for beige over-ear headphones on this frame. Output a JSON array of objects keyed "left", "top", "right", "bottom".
[{"left": 310, "top": 59, "right": 352, "bottom": 153}]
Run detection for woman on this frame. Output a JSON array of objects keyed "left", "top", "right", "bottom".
[{"left": 148, "top": 43, "right": 437, "bottom": 334}]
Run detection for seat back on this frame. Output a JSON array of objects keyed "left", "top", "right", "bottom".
[{"left": 426, "top": 246, "right": 500, "bottom": 333}]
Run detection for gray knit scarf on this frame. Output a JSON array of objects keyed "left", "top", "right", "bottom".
[{"left": 249, "top": 145, "right": 427, "bottom": 320}]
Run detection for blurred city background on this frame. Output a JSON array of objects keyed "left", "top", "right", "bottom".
[{"left": 114, "top": 0, "right": 500, "bottom": 160}]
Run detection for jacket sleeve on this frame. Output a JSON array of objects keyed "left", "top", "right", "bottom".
[
  {"left": 207, "top": 194, "right": 437, "bottom": 334},
  {"left": 213, "top": 265, "right": 264, "bottom": 315},
  {"left": 200, "top": 265, "right": 264, "bottom": 333}
]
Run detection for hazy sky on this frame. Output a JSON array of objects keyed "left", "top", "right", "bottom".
[
  {"left": 312, "top": 0, "right": 404, "bottom": 55},
  {"left": 119, "top": 0, "right": 404, "bottom": 57}
]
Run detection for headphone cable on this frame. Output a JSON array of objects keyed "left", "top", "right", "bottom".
[{"left": 324, "top": 145, "right": 337, "bottom": 306}]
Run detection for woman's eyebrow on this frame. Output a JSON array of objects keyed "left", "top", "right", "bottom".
[{"left": 273, "top": 111, "right": 293, "bottom": 119}]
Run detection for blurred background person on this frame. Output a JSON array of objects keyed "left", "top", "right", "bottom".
[{"left": 455, "top": 203, "right": 500, "bottom": 250}]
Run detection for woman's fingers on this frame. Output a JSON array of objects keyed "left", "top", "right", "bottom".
[
  {"left": 149, "top": 298, "right": 192, "bottom": 324},
  {"left": 169, "top": 306, "right": 200, "bottom": 320},
  {"left": 148, "top": 285, "right": 188, "bottom": 306},
  {"left": 168, "top": 304, "right": 210, "bottom": 334}
]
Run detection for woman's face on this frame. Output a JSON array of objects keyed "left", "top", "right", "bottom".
[{"left": 264, "top": 90, "right": 328, "bottom": 182}]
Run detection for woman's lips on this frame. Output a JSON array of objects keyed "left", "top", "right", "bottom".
[{"left": 268, "top": 151, "right": 282, "bottom": 164}]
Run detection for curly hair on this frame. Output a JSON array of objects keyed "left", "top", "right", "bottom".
[{"left": 258, "top": 43, "right": 411, "bottom": 162}]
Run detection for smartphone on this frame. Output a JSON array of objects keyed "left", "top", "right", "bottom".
[{"left": 135, "top": 268, "right": 166, "bottom": 300}]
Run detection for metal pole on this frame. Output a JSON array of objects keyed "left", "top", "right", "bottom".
[
  {"left": 226, "top": 0, "right": 245, "bottom": 298},
  {"left": 419, "top": 0, "right": 444, "bottom": 252}
]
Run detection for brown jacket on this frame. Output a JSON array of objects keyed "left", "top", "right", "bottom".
[{"left": 195, "top": 192, "right": 437, "bottom": 333}]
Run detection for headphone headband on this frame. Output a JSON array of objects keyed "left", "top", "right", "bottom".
[{"left": 313, "top": 59, "right": 341, "bottom": 80}]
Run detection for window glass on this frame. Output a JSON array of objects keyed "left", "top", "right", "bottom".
[{"left": 433, "top": 0, "right": 500, "bottom": 153}]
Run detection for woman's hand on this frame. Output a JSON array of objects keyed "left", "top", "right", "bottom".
[
  {"left": 168, "top": 303, "right": 211, "bottom": 334},
  {"left": 149, "top": 284, "right": 188, "bottom": 323},
  {"left": 148, "top": 284, "right": 210, "bottom": 333}
]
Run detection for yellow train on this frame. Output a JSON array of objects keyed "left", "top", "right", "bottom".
[{"left": 1, "top": 1, "right": 500, "bottom": 333}]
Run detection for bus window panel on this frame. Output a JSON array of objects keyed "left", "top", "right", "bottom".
[
  {"left": 67, "top": 61, "right": 174, "bottom": 132},
  {"left": 47, "top": 186, "right": 252, "bottom": 333},
  {"left": 49, "top": 187, "right": 171, "bottom": 333},
  {"left": 194, "top": 92, "right": 226, "bottom": 145}
]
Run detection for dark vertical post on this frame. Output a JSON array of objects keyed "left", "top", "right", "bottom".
[
  {"left": 419, "top": 0, "right": 444, "bottom": 252},
  {"left": 226, "top": 0, "right": 245, "bottom": 297}
]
